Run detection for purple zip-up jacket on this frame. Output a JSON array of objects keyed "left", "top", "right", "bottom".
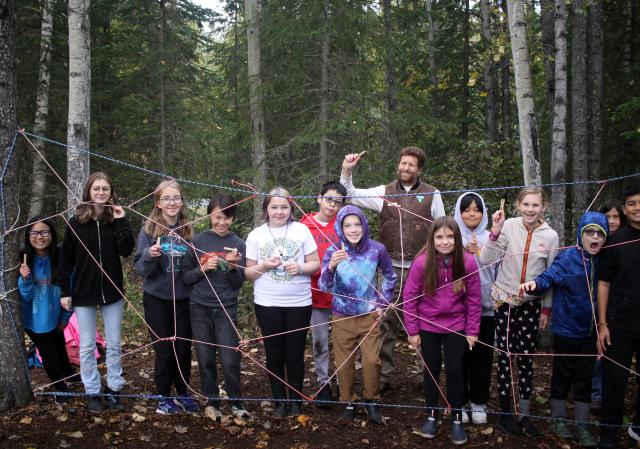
[{"left": 403, "top": 251, "right": 481, "bottom": 336}]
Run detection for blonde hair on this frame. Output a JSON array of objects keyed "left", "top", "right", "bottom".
[
  {"left": 261, "top": 186, "right": 294, "bottom": 222},
  {"left": 143, "top": 180, "right": 193, "bottom": 240},
  {"left": 515, "top": 187, "right": 547, "bottom": 222}
]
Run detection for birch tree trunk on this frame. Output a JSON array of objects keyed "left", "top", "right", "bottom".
[
  {"left": 481, "top": 0, "right": 497, "bottom": 142},
  {"left": 588, "top": 0, "right": 603, "bottom": 188},
  {"left": 550, "top": 0, "right": 568, "bottom": 243},
  {"left": 245, "top": 0, "right": 267, "bottom": 226},
  {"left": 159, "top": 0, "right": 167, "bottom": 172},
  {"left": 506, "top": 0, "right": 541, "bottom": 185},
  {"left": 461, "top": 0, "right": 470, "bottom": 141},
  {"left": 67, "top": 0, "right": 91, "bottom": 209},
  {"left": 0, "top": 0, "right": 32, "bottom": 411},
  {"left": 28, "top": 0, "right": 54, "bottom": 217},
  {"left": 540, "top": 0, "right": 555, "bottom": 133},
  {"left": 318, "top": 0, "right": 330, "bottom": 182},
  {"left": 500, "top": 0, "right": 512, "bottom": 141},
  {"left": 571, "top": 0, "right": 588, "bottom": 212}
]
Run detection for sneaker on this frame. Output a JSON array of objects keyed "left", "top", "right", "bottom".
[
  {"left": 451, "top": 418, "right": 468, "bottom": 445},
  {"left": 288, "top": 401, "right": 301, "bottom": 416},
  {"left": 341, "top": 404, "right": 356, "bottom": 420},
  {"left": 518, "top": 416, "right": 540, "bottom": 436},
  {"left": 230, "top": 404, "right": 251, "bottom": 419},
  {"left": 204, "top": 405, "right": 223, "bottom": 422},
  {"left": 470, "top": 403, "right": 488, "bottom": 424},
  {"left": 461, "top": 406, "right": 470, "bottom": 424},
  {"left": 273, "top": 402, "right": 288, "bottom": 418},
  {"left": 364, "top": 401, "right": 383, "bottom": 424},
  {"left": 629, "top": 425, "right": 640, "bottom": 442},
  {"left": 575, "top": 424, "right": 597, "bottom": 448},
  {"left": 550, "top": 420, "right": 575, "bottom": 439},
  {"left": 315, "top": 384, "right": 333, "bottom": 409},
  {"left": 174, "top": 395, "right": 199, "bottom": 413},
  {"left": 156, "top": 398, "right": 181, "bottom": 414},
  {"left": 419, "top": 416, "right": 438, "bottom": 439},
  {"left": 103, "top": 387, "right": 125, "bottom": 411},
  {"left": 87, "top": 395, "right": 104, "bottom": 412},
  {"left": 498, "top": 414, "right": 523, "bottom": 435}
]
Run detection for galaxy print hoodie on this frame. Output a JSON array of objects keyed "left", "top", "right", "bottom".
[{"left": 319, "top": 205, "right": 397, "bottom": 317}]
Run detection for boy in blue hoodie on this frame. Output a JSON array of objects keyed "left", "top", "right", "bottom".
[
  {"left": 319, "top": 205, "right": 396, "bottom": 424},
  {"left": 521, "top": 211, "right": 608, "bottom": 448}
]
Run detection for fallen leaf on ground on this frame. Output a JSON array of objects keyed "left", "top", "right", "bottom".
[
  {"left": 233, "top": 417, "right": 247, "bottom": 426},
  {"left": 57, "top": 413, "right": 69, "bottom": 422},
  {"left": 174, "top": 425, "right": 188, "bottom": 434},
  {"left": 68, "top": 431, "right": 83, "bottom": 439},
  {"left": 19, "top": 416, "right": 33, "bottom": 424},
  {"left": 132, "top": 405, "right": 147, "bottom": 414},
  {"left": 297, "top": 415, "right": 311, "bottom": 427},
  {"left": 59, "top": 440, "right": 71, "bottom": 448},
  {"left": 131, "top": 412, "right": 145, "bottom": 422},
  {"left": 226, "top": 425, "right": 243, "bottom": 435},
  {"left": 481, "top": 426, "right": 494, "bottom": 435},
  {"left": 262, "top": 421, "right": 272, "bottom": 430},
  {"left": 139, "top": 435, "right": 151, "bottom": 442}
]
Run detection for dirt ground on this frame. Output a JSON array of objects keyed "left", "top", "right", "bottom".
[{"left": 1, "top": 341, "right": 639, "bottom": 449}]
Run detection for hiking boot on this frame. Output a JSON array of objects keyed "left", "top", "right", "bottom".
[
  {"left": 629, "top": 425, "right": 640, "bottom": 443},
  {"left": 470, "top": 402, "right": 488, "bottom": 424},
  {"left": 575, "top": 424, "right": 597, "bottom": 448},
  {"left": 315, "top": 384, "right": 333, "bottom": 409},
  {"left": 419, "top": 416, "right": 438, "bottom": 439},
  {"left": 272, "top": 402, "right": 288, "bottom": 418},
  {"left": 461, "top": 406, "right": 470, "bottom": 424},
  {"left": 156, "top": 398, "right": 181, "bottom": 414},
  {"left": 87, "top": 395, "right": 104, "bottom": 412},
  {"left": 288, "top": 401, "right": 301, "bottom": 416},
  {"left": 103, "top": 387, "right": 125, "bottom": 411},
  {"left": 451, "top": 418, "right": 468, "bottom": 445},
  {"left": 364, "top": 401, "right": 383, "bottom": 424},
  {"left": 499, "top": 414, "right": 523, "bottom": 435},
  {"left": 550, "top": 420, "right": 574, "bottom": 439},
  {"left": 518, "top": 416, "right": 540, "bottom": 435},
  {"left": 230, "top": 403, "right": 251, "bottom": 419},
  {"left": 341, "top": 403, "right": 356, "bottom": 420},
  {"left": 174, "top": 395, "right": 199, "bottom": 413}
]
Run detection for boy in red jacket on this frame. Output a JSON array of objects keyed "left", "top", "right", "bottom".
[{"left": 300, "top": 181, "right": 347, "bottom": 406}]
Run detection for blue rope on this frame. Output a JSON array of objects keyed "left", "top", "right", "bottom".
[
  {"left": 33, "top": 391, "right": 631, "bottom": 429},
  {"left": 20, "top": 130, "right": 640, "bottom": 200},
  {"left": 0, "top": 129, "right": 33, "bottom": 389}
]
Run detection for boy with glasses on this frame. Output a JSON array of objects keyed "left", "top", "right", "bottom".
[{"left": 300, "top": 181, "right": 347, "bottom": 407}]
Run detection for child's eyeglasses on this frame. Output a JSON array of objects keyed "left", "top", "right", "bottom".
[
  {"left": 323, "top": 197, "right": 344, "bottom": 206},
  {"left": 28, "top": 230, "right": 50, "bottom": 238},
  {"left": 159, "top": 197, "right": 183, "bottom": 205},
  {"left": 583, "top": 229, "right": 605, "bottom": 238}
]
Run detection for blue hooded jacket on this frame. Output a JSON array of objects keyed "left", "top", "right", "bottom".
[
  {"left": 533, "top": 211, "right": 609, "bottom": 338},
  {"left": 319, "top": 205, "right": 397, "bottom": 316}
]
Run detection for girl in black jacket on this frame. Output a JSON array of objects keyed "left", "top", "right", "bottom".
[{"left": 58, "top": 172, "right": 134, "bottom": 412}]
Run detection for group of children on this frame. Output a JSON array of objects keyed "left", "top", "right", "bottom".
[{"left": 18, "top": 171, "right": 640, "bottom": 448}]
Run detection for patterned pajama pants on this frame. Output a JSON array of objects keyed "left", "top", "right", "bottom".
[{"left": 494, "top": 301, "right": 541, "bottom": 411}]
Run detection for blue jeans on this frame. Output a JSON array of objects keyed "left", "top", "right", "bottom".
[
  {"left": 190, "top": 303, "right": 241, "bottom": 404},
  {"left": 74, "top": 300, "right": 125, "bottom": 394}
]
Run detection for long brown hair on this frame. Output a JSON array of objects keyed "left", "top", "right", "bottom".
[
  {"left": 75, "top": 172, "right": 117, "bottom": 224},
  {"left": 143, "top": 180, "right": 193, "bottom": 240},
  {"left": 261, "top": 186, "right": 294, "bottom": 222},
  {"left": 419, "top": 216, "right": 466, "bottom": 296}
]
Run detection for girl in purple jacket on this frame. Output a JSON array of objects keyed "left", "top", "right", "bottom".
[{"left": 403, "top": 216, "right": 481, "bottom": 445}]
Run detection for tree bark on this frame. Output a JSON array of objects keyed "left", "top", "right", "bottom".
[
  {"left": 539, "top": 0, "right": 555, "bottom": 135},
  {"left": 480, "top": 0, "right": 497, "bottom": 142},
  {"left": 0, "top": 0, "right": 32, "bottom": 411},
  {"left": 245, "top": 0, "right": 267, "bottom": 226},
  {"left": 159, "top": 0, "right": 167, "bottom": 172},
  {"left": 588, "top": 0, "right": 603, "bottom": 187},
  {"left": 28, "top": 0, "right": 54, "bottom": 217},
  {"left": 506, "top": 0, "right": 541, "bottom": 185},
  {"left": 461, "top": 0, "right": 470, "bottom": 141},
  {"left": 382, "top": 0, "right": 397, "bottom": 114},
  {"left": 67, "top": 0, "right": 91, "bottom": 209},
  {"left": 550, "top": 0, "right": 568, "bottom": 243},
  {"left": 571, "top": 0, "right": 588, "bottom": 212},
  {"left": 622, "top": 0, "right": 634, "bottom": 72},
  {"left": 426, "top": 0, "right": 438, "bottom": 91},
  {"left": 318, "top": 0, "right": 330, "bottom": 183},
  {"left": 500, "top": 0, "right": 512, "bottom": 141}
]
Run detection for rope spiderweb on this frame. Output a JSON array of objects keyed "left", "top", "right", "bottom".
[{"left": 2, "top": 129, "right": 640, "bottom": 431}]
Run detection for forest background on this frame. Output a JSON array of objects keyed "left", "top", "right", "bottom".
[{"left": 0, "top": 0, "right": 639, "bottom": 412}]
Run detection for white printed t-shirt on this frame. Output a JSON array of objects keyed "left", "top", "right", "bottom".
[{"left": 246, "top": 221, "right": 318, "bottom": 307}]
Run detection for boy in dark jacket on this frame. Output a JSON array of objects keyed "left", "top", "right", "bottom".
[
  {"left": 182, "top": 193, "right": 248, "bottom": 420},
  {"left": 521, "top": 211, "right": 608, "bottom": 448}
]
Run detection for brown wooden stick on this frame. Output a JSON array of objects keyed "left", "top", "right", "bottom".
[
  {"left": 23, "top": 254, "right": 27, "bottom": 265},
  {"left": 223, "top": 247, "right": 237, "bottom": 252},
  {"left": 357, "top": 150, "right": 367, "bottom": 158},
  {"left": 156, "top": 237, "right": 161, "bottom": 246},
  {"left": 500, "top": 198, "right": 506, "bottom": 214}
]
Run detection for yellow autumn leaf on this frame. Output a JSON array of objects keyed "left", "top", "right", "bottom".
[
  {"left": 19, "top": 416, "right": 32, "bottom": 424},
  {"left": 297, "top": 414, "right": 311, "bottom": 427}
]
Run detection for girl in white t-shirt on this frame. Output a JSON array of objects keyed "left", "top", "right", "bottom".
[{"left": 245, "top": 187, "right": 320, "bottom": 417}]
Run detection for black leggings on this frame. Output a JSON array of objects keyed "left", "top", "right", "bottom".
[
  {"left": 420, "top": 330, "right": 466, "bottom": 416},
  {"left": 254, "top": 304, "right": 311, "bottom": 401},
  {"left": 26, "top": 327, "right": 74, "bottom": 391}
]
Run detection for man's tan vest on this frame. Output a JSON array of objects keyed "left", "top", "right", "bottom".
[{"left": 379, "top": 180, "right": 435, "bottom": 260}]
